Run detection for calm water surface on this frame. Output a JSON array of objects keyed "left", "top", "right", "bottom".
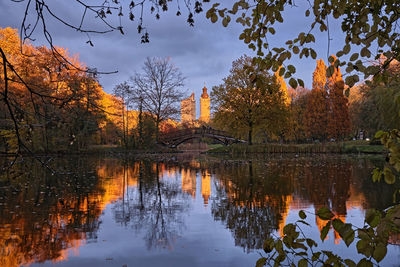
[{"left": 0, "top": 154, "right": 399, "bottom": 266}]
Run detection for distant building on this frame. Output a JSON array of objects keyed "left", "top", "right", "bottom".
[
  {"left": 181, "top": 92, "right": 196, "bottom": 123},
  {"left": 199, "top": 86, "right": 210, "bottom": 123}
]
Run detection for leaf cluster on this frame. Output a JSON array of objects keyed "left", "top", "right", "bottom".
[
  {"left": 206, "top": 0, "right": 400, "bottom": 87},
  {"left": 257, "top": 205, "right": 400, "bottom": 267}
]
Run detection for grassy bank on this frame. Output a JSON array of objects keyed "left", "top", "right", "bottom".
[{"left": 207, "top": 141, "right": 386, "bottom": 155}]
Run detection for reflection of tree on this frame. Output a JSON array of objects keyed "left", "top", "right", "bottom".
[
  {"left": 207, "top": 156, "right": 395, "bottom": 251},
  {"left": 211, "top": 161, "right": 293, "bottom": 252},
  {"left": 0, "top": 156, "right": 104, "bottom": 267},
  {"left": 112, "top": 160, "right": 189, "bottom": 250},
  {"left": 0, "top": 155, "right": 395, "bottom": 265}
]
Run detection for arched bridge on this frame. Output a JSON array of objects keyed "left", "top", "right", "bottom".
[{"left": 158, "top": 127, "right": 245, "bottom": 148}]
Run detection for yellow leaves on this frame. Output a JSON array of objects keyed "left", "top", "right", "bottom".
[{"left": 0, "top": 129, "right": 18, "bottom": 153}]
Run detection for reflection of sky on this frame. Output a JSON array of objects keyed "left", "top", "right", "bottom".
[
  {"left": 20, "top": 157, "right": 400, "bottom": 267},
  {"left": 30, "top": 171, "right": 261, "bottom": 267}
]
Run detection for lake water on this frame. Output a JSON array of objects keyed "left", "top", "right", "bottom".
[{"left": 0, "top": 154, "right": 399, "bottom": 266}]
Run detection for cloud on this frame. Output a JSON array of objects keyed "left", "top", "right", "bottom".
[{"left": 1, "top": 0, "right": 346, "bottom": 100}]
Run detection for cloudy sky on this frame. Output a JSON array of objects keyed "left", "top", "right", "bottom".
[{"left": 0, "top": 0, "right": 346, "bottom": 115}]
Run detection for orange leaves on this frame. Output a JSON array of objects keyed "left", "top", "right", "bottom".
[{"left": 304, "top": 58, "right": 350, "bottom": 140}]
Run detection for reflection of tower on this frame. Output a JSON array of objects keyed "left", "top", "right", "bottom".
[
  {"left": 181, "top": 93, "right": 196, "bottom": 123},
  {"left": 201, "top": 170, "right": 211, "bottom": 207},
  {"left": 199, "top": 86, "right": 210, "bottom": 123},
  {"left": 278, "top": 195, "right": 292, "bottom": 238},
  {"left": 181, "top": 168, "right": 196, "bottom": 198}
]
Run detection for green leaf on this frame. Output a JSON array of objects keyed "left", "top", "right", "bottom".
[
  {"left": 287, "top": 65, "right": 296, "bottom": 73},
  {"left": 357, "top": 229, "right": 372, "bottom": 241},
  {"left": 374, "top": 130, "right": 385, "bottom": 139},
  {"left": 310, "top": 49, "right": 317, "bottom": 59},
  {"left": 276, "top": 239, "right": 284, "bottom": 254},
  {"left": 320, "top": 221, "right": 331, "bottom": 241},
  {"left": 269, "top": 27, "right": 276, "bottom": 34},
  {"left": 283, "top": 223, "right": 296, "bottom": 236},
  {"left": 356, "top": 239, "right": 369, "bottom": 255},
  {"left": 372, "top": 168, "right": 382, "bottom": 182},
  {"left": 311, "top": 252, "right": 321, "bottom": 261},
  {"left": 350, "top": 53, "right": 359, "bottom": 61},
  {"left": 344, "top": 259, "right": 356, "bottom": 267},
  {"left": 293, "top": 46, "right": 300, "bottom": 54},
  {"left": 279, "top": 67, "right": 285, "bottom": 76},
  {"left": 360, "top": 47, "right": 371, "bottom": 58},
  {"left": 263, "top": 237, "right": 274, "bottom": 253},
  {"left": 291, "top": 241, "right": 307, "bottom": 250},
  {"left": 332, "top": 218, "right": 344, "bottom": 231},
  {"left": 298, "top": 258, "right": 308, "bottom": 267},
  {"left": 383, "top": 167, "right": 395, "bottom": 184},
  {"left": 305, "top": 10, "right": 310, "bottom": 17},
  {"left": 356, "top": 239, "right": 373, "bottom": 257},
  {"left": 345, "top": 75, "right": 359, "bottom": 87},
  {"left": 343, "top": 229, "right": 355, "bottom": 247},
  {"left": 306, "top": 238, "right": 316, "bottom": 248},
  {"left": 345, "top": 88, "right": 350, "bottom": 97},
  {"left": 372, "top": 242, "right": 387, "bottom": 262},
  {"left": 326, "top": 65, "right": 335, "bottom": 78},
  {"left": 317, "top": 207, "right": 334, "bottom": 220},
  {"left": 365, "top": 209, "right": 381, "bottom": 227},
  {"left": 255, "top": 257, "right": 267, "bottom": 267},
  {"left": 357, "top": 258, "right": 373, "bottom": 267},
  {"left": 211, "top": 13, "right": 218, "bottom": 23},
  {"left": 289, "top": 78, "right": 298, "bottom": 88},
  {"left": 299, "top": 210, "right": 306, "bottom": 219},
  {"left": 298, "top": 79, "right": 305, "bottom": 88},
  {"left": 343, "top": 44, "right": 351, "bottom": 54},
  {"left": 222, "top": 17, "right": 229, "bottom": 27}
]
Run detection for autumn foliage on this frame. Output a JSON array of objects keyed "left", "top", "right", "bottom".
[{"left": 300, "top": 58, "right": 351, "bottom": 141}]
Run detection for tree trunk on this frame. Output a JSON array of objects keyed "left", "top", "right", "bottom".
[
  {"left": 248, "top": 121, "right": 253, "bottom": 145},
  {"left": 126, "top": 108, "right": 129, "bottom": 149},
  {"left": 155, "top": 115, "right": 160, "bottom": 143},
  {"left": 138, "top": 99, "right": 143, "bottom": 147},
  {"left": 122, "top": 99, "right": 126, "bottom": 148}
]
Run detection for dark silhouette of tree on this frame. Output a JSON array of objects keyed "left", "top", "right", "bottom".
[
  {"left": 113, "top": 81, "right": 132, "bottom": 148},
  {"left": 130, "top": 57, "right": 185, "bottom": 142}
]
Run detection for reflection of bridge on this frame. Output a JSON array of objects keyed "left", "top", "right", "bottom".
[{"left": 158, "top": 127, "right": 245, "bottom": 148}]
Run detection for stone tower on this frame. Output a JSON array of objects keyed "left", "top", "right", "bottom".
[
  {"left": 181, "top": 92, "right": 196, "bottom": 123},
  {"left": 199, "top": 86, "right": 210, "bottom": 123}
]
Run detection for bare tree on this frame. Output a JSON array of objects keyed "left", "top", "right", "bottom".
[{"left": 130, "top": 57, "right": 184, "bottom": 142}]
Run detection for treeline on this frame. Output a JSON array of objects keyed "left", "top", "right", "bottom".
[
  {"left": 289, "top": 57, "right": 400, "bottom": 142},
  {"left": 212, "top": 55, "right": 399, "bottom": 144},
  {"left": 287, "top": 57, "right": 350, "bottom": 142},
  {"left": 0, "top": 27, "right": 174, "bottom": 153}
]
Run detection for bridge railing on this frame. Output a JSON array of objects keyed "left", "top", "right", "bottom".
[{"left": 159, "top": 127, "right": 234, "bottom": 142}]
